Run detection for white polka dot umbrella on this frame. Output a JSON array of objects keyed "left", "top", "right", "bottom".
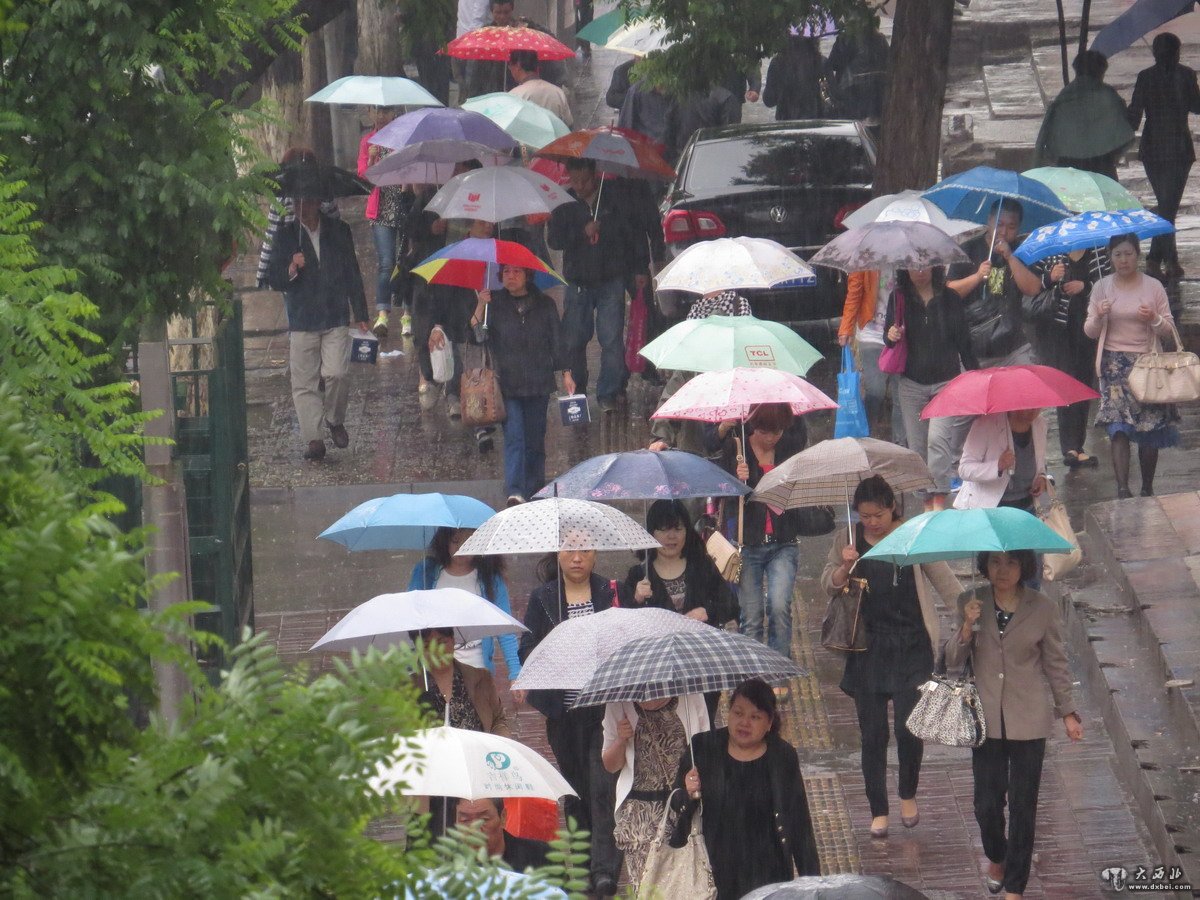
[{"left": 455, "top": 497, "right": 660, "bottom": 556}]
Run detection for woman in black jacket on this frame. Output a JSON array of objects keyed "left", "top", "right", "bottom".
[
  {"left": 473, "top": 266, "right": 575, "bottom": 505},
  {"left": 886, "top": 266, "right": 980, "bottom": 510},
  {"left": 670, "top": 678, "right": 820, "bottom": 899},
  {"left": 517, "top": 549, "right": 628, "bottom": 896}
]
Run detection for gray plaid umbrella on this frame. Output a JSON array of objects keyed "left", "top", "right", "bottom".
[
  {"left": 808, "top": 220, "right": 969, "bottom": 273},
  {"left": 571, "top": 628, "right": 805, "bottom": 707},
  {"left": 751, "top": 438, "right": 933, "bottom": 510}
]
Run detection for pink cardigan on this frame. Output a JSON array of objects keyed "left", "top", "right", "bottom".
[{"left": 1083, "top": 273, "right": 1175, "bottom": 352}]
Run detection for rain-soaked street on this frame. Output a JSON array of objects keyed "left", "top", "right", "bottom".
[{"left": 235, "top": 0, "right": 1200, "bottom": 894}]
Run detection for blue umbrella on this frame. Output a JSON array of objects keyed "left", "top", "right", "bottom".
[
  {"left": 319, "top": 492, "right": 496, "bottom": 552},
  {"left": 532, "top": 449, "right": 752, "bottom": 501},
  {"left": 1090, "top": 0, "right": 1195, "bottom": 58},
  {"left": 922, "top": 166, "right": 1071, "bottom": 233},
  {"left": 860, "top": 507, "right": 1073, "bottom": 566},
  {"left": 1014, "top": 208, "right": 1174, "bottom": 265}
]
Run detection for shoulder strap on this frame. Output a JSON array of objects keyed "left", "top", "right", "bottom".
[{"left": 1095, "top": 316, "right": 1108, "bottom": 378}]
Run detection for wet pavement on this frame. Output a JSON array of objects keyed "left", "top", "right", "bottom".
[{"left": 233, "top": 1, "right": 1200, "bottom": 893}]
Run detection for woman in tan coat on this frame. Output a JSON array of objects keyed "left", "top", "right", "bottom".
[
  {"left": 822, "top": 476, "right": 962, "bottom": 839},
  {"left": 945, "top": 550, "right": 1083, "bottom": 899}
]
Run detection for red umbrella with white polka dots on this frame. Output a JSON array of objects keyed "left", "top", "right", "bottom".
[{"left": 444, "top": 25, "right": 574, "bottom": 61}]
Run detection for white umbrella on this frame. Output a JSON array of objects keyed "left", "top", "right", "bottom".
[
  {"left": 513, "top": 607, "right": 711, "bottom": 692},
  {"left": 456, "top": 497, "right": 660, "bottom": 556},
  {"left": 605, "top": 19, "right": 673, "bottom": 56},
  {"left": 371, "top": 726, "right": 576, "bottom": 800},
  {"left": 364, "top": 141, "right": 511, "bottom": 187},
  {"left": 305, "top": 75, "right": 442, "bottom": 108},
  {"left": 654, "top": 236, "right": 817, "bottom": 294},
  {"left": 308, "top": 588, "right": 526, "bottom": 653},
  {"left": 841, "top": 189, "right": 980, "bottom": 238},
  {"left": 424, "top": 166, "right": 573, "bottom": 223}
]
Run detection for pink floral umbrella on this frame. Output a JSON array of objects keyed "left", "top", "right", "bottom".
[{"left": 651, "top": 367, "right": 837, "bottom": 423}]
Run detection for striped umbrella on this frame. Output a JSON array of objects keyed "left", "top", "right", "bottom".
[{"left": 751, "top": 438, "right": 934, "bottom": 510}]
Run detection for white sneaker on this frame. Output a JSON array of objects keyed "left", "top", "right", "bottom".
[{"left": 418, "top": 382, "right": 438, "bottom": 411}]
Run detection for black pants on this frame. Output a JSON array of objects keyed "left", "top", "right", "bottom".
[
  {"left": 545, "top": 709, "right": 622, "bottom": 881},
  {"left": 1144, "top": 159, "right": 1192, "bottom": 266},
  {"left": 973, "top": 736, "right": 1047, "bottom": 895},
  {"left": 853, "top": 687, "right": 923, "bottom": 817},
  {"left": 1033, "top": 327, "right": 1097, "bottom": 456}
]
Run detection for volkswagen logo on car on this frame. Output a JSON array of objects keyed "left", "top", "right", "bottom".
[{"left": 769, "top": 205, "right": 788, "bottom": 224}]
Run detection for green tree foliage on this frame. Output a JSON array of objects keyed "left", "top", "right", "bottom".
[
  {"left": 0, "top": 0, "right": 298, "bottom": 349},
  {"left": 625, "top": 0, "right": 875, "bottom": 95}
]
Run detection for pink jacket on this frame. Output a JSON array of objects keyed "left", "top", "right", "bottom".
[{"left": 358, "top": 131, "right": 382, "bottom": 221}]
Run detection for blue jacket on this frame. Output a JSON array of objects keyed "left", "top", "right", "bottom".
[{"left": 407, "top": 559, "right": 522, "bottom": 679}]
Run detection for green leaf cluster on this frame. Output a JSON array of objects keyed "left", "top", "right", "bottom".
[{"left": 0, "top": 0, "right": 298, "bottom": 349}]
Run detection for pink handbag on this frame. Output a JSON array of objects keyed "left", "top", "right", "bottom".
[
  {"left": 625, "top": 286, "right": 649, "bottom": 375},
  {"left": 877, "top": 289, "right": 907, "bottom": 375}
]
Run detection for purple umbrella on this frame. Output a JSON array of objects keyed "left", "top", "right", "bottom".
[{"left": 369, "top": 107, "right": 518, "bottom": 153}]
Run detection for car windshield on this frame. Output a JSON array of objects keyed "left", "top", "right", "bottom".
[{"left": 686, "top": 133, "right": 873, "bottom": 190}]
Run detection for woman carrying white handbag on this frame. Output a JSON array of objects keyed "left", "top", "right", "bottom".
[{"left": 1084, "top": 232, "right": 1183, "bottom": 498}]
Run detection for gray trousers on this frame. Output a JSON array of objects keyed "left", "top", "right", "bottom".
[
  {"left": 858, "top": 340, "right": 907, "bottom": 446},
  {"left": 898, "top": 377, "right": 959, "bottom": 494},
  {"left": 289, "top": 327, "right": 351, "bottom": 442}
]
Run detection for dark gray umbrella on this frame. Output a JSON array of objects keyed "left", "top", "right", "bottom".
[
  {"left": 275, "top": 160, "right": 370, "bottom": 200},
  {"left": 809, "top": 220, "right": 969, "bottom": 273},
  {"left": 740, "top": 874, "right": 928, "bottom": 899}
]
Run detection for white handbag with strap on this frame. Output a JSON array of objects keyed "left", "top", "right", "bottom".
[
  {"left": 1039, "top": 482, "right": 1082, "bottom": 582},
  {"left": 1128, "top": 319, "right": 1200, "bottom": 405}
]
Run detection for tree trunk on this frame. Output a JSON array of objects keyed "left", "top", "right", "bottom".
[
  {"left": 873, "top": 0, "right": 956, "bottom": 194},
  {"left": 356, "top": 0, "right": 405, "bottom": 75},
  {"left": 325, "top": 9, "right": 360, "bottom": 169},
  {"left": 303, "top": 31, "right": 335, "bottom": 164}
]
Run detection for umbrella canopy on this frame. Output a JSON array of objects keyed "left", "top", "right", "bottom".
[
  {"left": 577, "top": 4, "right": 647, "bottom": 43},
  {"left": 404, "top": 870, "right": 566, "bottom": 900},
  {"left": 742, "top": 874, "right": 927, "bottom": 899},
  {"left": 369, "top": 107, "right": 517, "bottom": 153},
  {"left": 654, "top": 237, "right": 817, "bottom": 294},
  {"left": 535, "top": 127, "right": 676, "bottom": 180},
  {"left": 605, "top": 19, "right": 673, "bottom": 56},
  {"left": 309, "top": 588, "right": 527, "bottom": 653},
  {"left": 652, "top": 367, "right": 837, "bottom": 422},
  {"left": 1013, "top": 209, "right": 1173, "bottom": 265},
  {"left": 809, "top": 220, "right": 970, "bottom": 272},
  {"left": 462, "top": 93, "right": 571, "bottom": 149},
  {"left": 751, "top": 438, "right": 934, "bottom": 510},
  {"left": 1022, "top": 166, "right": 1142, "bottom": 213},
  {"left": 639, "top": 314, "right": 823, "bottom": 375},
  {"left": 573, "top": 628, "right": 805, "bottom": 707},
  {"left": 456, "top": 497, "right": 660, "bottom": 556},
  {"left": 1090, "top": 0, "right": 1195, "bottom": 57},
  {"left": 275, "top": 161, "right": 369, "bottom": 201},
  {"left": 512, "top": 607, "right": 712, "bottom": 692},
  {"left": 424, "top": 166, "right": 572, "bottom": 222},
  {"left": 305, "top": 75, "right": 443, "bottom": 107},
  {"left": 840, "top": 190, "right": 980, "bottom": 237},
  {"left": 318, "top": 492, "right": 495, "bottom": 551},
  {"left": 364, "top": 141, "right": 510, "bottom": 187},
  {"left": 372, "top": 726, "right": 576, "bottom": 800},
  {"left": 533, "top": 449, "right": 752, "bottom": 501},
  {"left": 859, "top": 507, "right": 1074, "bottom": 566},
  {"left": 412, "top": 237, "right": 565, "bottom": 291},
  {"left": 445, "top": 25, "right": 575, "bottom": 61},
  {"left": 922, "top": 165, "right": 1071, "bottom": 232},
  {"left": 919, "top": 365, "right": 1101, "bottom": 419}
]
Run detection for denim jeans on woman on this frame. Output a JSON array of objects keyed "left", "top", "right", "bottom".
[
  {"left": 371, "top": 222, "right": 398, "bottom": 313},
  {"left": 502, "top": 395, "right": 549, "bottom": 499},
  {"left": 562, "top": 277, "right": 627, "bottom": 402},
  {"left": 739, "top": 542, "right": 799, "bottom": 659}
]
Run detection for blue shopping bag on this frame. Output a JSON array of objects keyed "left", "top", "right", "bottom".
[{"left": 834, "top": 344, "right": 870, "bottom": 438}]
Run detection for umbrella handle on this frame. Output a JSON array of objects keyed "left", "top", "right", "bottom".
[{"left": 733, "top": 435, "right": 745, "bottom": 547}]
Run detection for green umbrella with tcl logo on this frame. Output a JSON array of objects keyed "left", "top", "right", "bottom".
[{"left": 638, "top": 313, "right": 823, "bottom": 376}]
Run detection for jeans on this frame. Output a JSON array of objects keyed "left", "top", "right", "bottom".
[
  {"left": 563, "top": 278, "right": 627, "bottom": 401},
  {"left": 973, "top": 736, "right": 1047, "bottom": 895},
  {"left": 502, "top": 395, "right": 549, "bottom": 499},
  {"left": 546, "top": 709, "right": 622, "bottom": 881},
  {"left": 854, "top": 688, "right": 923, "bottom": 817},
  {"left": 1144, "top": 159, "right": 1191, "bottom": 266},
  {"left": 371, "top": 222, "right": 399, "bottom": 313},
  {"left": 858, "top": 341, "right": 907, "bottom": 445},
  {"left": 739, "top": 542, "right": 799, "bottom": 659},
  {"left": 897, "top": 378, "right": 959, "bottom": 494}
]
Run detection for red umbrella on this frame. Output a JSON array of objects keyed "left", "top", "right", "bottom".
[
  {"left": 920, "top": 365, "right": 1100, "bottom": 420},
  {"left": 535, "top": 127, "right": 676, "bottom": 180},
  {"left": 444, "top": 25, "right": 575, "bottom": 61}
]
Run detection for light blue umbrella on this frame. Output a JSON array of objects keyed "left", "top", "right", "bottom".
[
  {"left": 922, "top": 166, "right": 1071, "bottom": 232},
  {"left": 1013, "top": 208, "right": 1174, "bottom": 265},
  {"left": 305, "top": 75, "right": 442, "bottom": 107},
  {"left": 1090, "top": 0, "right": 1195, "bottom": 58},
  {"left": 860, "top": 507, "right": 1073, "bottom": 566},
  {"left": 318, "top": 493, "right": 496, "bottom": 552},
  {"left": 533, "top": 449, "right": 752, "bottom": 500}
]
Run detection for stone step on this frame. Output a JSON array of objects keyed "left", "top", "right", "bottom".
[{"left": 982, "top": 61, "right": 1046, "bottom": 119}]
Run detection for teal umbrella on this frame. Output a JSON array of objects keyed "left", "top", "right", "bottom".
[
  {"left": 461, "top": 92, "right": 570, "bottom": 149},
  {"left": 638, "top": 314, "right": 823, "bottom": 375},
  {"left": 576, "top": 5, "right": 646, "bottom": 44},
  {"left": 860, "top": 508, "right": 1073, "bottom": 566}
]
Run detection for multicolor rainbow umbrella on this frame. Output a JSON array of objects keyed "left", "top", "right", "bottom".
[{"left": 412, "top": 237, "right": 565, "bottom": 291}]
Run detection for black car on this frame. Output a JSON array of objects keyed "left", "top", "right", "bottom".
[{"left": 659, "top": 120, "right": 875, "bottom": 331}]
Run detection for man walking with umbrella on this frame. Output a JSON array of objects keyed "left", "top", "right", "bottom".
[{"left": 268, "top": 166, "right": 369, "bottom": 461}]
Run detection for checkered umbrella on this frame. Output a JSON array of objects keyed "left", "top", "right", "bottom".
[
  {"left": 572, "top": 628, "right": 805, "bottom": 707},
  {"left": 456, "top": 497, "right": 660, "bottom": 555}
]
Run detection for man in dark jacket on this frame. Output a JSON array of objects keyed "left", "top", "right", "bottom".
[
  {"left": 268, "top": 195, "right": 369, "bottom": 461},
  {"left": 454, "top": 797, "right": 551, "bottom": 872},
  {"left": 1129, "top": 31, "right": 1200, "bottom": 278},
  {"left": 548, "top": 158, "right": 650, "bottom": 411}
]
